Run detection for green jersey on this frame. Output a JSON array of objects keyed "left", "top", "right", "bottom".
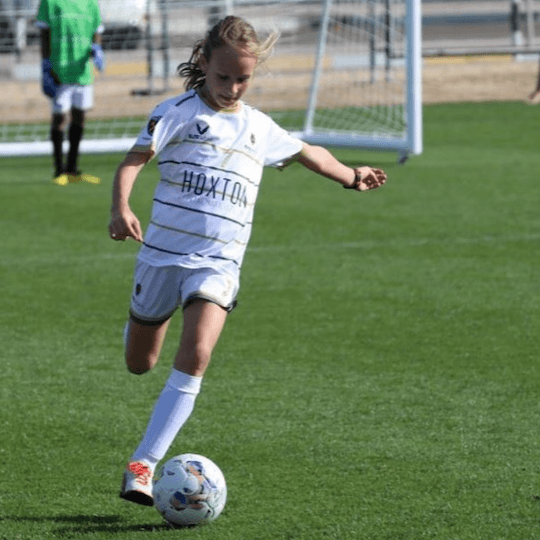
[{"left": 37, "top": 0, "right": 102, "bottom": 85}]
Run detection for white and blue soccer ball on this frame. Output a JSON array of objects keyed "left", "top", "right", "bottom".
[{"left": 153, "top": 453, "right": 227, "bottom": 526}]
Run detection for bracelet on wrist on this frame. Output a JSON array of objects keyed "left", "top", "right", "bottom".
[{"left": 343, "top": 170, "right": 362, "bottom": 190}]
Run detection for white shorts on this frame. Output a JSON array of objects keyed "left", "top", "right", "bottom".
[
  {"left": 52, "top": 84, "right": 94, "bottom": 114},
  {"left": 129, "top": 262, "right": 239, "bottom": 325}
]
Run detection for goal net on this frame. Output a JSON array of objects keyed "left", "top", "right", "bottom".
[{"left": 0, "top": 0, "right": 422, "bottom": 158}]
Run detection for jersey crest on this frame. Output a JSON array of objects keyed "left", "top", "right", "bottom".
[{"left": 147, "top": 116, "right": 162, "bottom": 135}]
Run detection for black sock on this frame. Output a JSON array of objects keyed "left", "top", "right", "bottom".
[
  {"left": 50, "top": 128, "right": 64, "bottom": 177},
  {"left": 67, "top": 124, "right": 84, "bottom": 174}
]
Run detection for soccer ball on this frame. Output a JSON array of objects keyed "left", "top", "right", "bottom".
[{"left": 153, "top": 453, "right": 227, "bottom": 526}]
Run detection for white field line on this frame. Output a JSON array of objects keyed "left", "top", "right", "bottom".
[{"left": 2, "top": 232, "right": 539, "bottom": 268}]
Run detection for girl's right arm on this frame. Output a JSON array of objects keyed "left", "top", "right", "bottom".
[{"left": 108, "top": 151, "right": 152, "bottom": 242}]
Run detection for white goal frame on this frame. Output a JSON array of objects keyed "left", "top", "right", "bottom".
[
  {"left": 0, "top": 0, "right": 422, "bottom": 158},
  {"left": 299, "top": 0, "right": 422, "bottom": 156}
]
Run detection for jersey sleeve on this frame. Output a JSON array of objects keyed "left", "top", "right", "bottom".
[
  {"left": 260, "top": 115, "right": 304, "bottom": 168},
  {"left": 130, "top": 97, "right": 183, "bottom": 155},
  {"left": 151, "top": 106, "right": 189, "bottom": 157}
]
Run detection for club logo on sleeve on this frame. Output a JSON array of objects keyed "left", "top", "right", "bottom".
[{"left": 147, "top": 116, "right": 162, "bottom": 135}]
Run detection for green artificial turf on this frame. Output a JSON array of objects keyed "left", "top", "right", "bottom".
[{"left": 1, "top": 101, "right": 539, "bottom": 539}]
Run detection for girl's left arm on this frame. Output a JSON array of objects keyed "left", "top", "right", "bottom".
[{"left": 295, "top": 142, "right": 387, "bottom": 192}]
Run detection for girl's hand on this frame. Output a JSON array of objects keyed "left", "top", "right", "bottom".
[
  {"left": 108, "top": 208, "right": 143, "bottom": 242},
  {"left": 344, "top": 166, "right": 387, "bottom": 192}
]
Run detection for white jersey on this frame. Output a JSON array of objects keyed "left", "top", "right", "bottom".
[{"left": 131, "top": 89, "right": 303, "bottom": 277}]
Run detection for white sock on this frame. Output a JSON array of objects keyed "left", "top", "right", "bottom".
[{"left": 130, "top": 369, "right": 202, "bottom": 472}]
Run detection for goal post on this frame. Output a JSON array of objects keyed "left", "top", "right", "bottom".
[
  {"left": 0, "top": 0, "right": 422, "bottom": 159},
  {"left": 294, "top": 0, "right": 422, "bottom": 156}
]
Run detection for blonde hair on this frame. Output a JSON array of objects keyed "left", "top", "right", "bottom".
[{"left": 178, "top": 16, "right": 278, "bottom": 90}]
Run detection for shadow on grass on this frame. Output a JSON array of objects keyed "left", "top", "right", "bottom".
[{"left": 0, "top": 514, "right": 176, "bottom": 535}]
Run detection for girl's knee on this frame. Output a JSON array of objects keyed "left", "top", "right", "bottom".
[
  {"left": 193, "top": 342, "right": 213, "bottom": 364},
  {"left": 174, "top": 342, "right": 213, "bottom": 376},
  {"left": 123, "top": 318, "right": 169, "bottom": 374},
  {"left": 125, "top": 350, "right": 158, "bottom": 375},
  {"left": 126, "top": 363, "right": 150, "bottom": 375}
]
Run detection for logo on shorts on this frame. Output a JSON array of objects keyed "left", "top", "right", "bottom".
[
  {"left": 250, "top": 133, "right": 256, "bottom": 145},
  {"left": 147, "top": 116, "right": 161, "bottom": 135},
  {"left": 135, "top": 283, "right": 142, "bottom": 295}
]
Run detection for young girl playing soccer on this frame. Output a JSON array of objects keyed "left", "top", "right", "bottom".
[{"left": 108, "top": 15, "right": 387, "bottom": 506}]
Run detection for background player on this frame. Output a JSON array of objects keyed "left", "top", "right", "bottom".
[
  {"left": 108, "top": 15, "right": 387, "bottom": 506},
  {"left": 36, "top": 0, "right": 104, "bottom": 185},
  {"left": 527, "top": 56, "right": 540, "bottom": 104}
]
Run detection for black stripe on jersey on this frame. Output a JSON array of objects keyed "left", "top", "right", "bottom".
[
  {"left": 142, "top": 242, "right": 240, "bottom": 265},
  {"left": 158, "top": 160, "right": 253, "bottom": 184},
  {"left": 175, "top": 93, "right": 197, "bottom": 108},
  {"left": 153, "top": 198, "right": 246, "bottom": 227}
]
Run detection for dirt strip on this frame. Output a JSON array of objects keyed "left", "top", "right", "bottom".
[{"left": 0, "top": 56, "right": 538, "bottom": 124}]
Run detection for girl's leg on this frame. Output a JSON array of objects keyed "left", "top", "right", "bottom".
[
  {"left": 120, "top": 300, "right": 228, "bottom": 506},
  {"left": 124, "top": 317, "right": 171, "bottom": 375},
  {"left": 174, "top": 299, "right": 229, "bottom": 376}
]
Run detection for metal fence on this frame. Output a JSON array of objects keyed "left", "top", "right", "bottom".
[
  {"left": 1, "top": 1, "right": 538, "bottom": 100},
  {"left": 1, "top": 0, "right": 538, "bottom": 58},
  {"left": 0, "top": 0, "right": 536, "bottom": 155},
  {"left": 421, "top": 0, "right": 539, "bottom": 56}
]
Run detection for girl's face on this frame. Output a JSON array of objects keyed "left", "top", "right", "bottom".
[{"left": 199, "top": 45, "right": 258, "bottom": 112}]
